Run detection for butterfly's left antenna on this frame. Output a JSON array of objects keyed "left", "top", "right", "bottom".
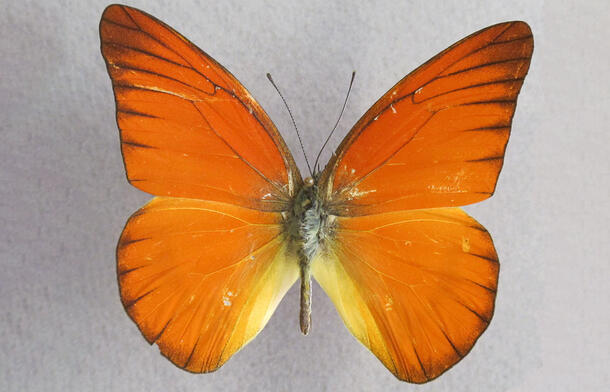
[{"left": 266, "top": 73, "right": 313, "bottom": 177}]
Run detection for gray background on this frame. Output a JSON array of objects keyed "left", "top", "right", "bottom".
[{"left": 2, "top": 0, "right": 609, "bottom": 391}]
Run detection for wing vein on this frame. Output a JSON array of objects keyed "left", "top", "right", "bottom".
[{"left": 191, "top": 103, "right": 289, "bottom": 198}]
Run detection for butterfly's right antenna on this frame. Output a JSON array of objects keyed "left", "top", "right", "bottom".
[
  {"left": 313, "top": 71, "right": 356, "bottom": 173},
  {"left": 266, "top": 73, "right": 313, "bottom": 177}
]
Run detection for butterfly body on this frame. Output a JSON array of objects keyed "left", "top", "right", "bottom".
[
  {"left": 285, "top": 176, "right": 334, "bottom": 334},
  {"left": 100, "top": 4, "right": 532, "bottom": 382}
]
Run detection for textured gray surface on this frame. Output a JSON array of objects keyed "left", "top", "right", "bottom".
[{"left": 1, "top": 0, "right": 609, "bottom": 391}]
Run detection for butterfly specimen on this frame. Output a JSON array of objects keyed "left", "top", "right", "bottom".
[{"left": 100, "top": 4, "right": 532, "bottom": 383}]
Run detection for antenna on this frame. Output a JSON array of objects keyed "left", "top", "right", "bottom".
[
  {"left": 313, "top": 71, "right": 356, "bottom": 173},
  {"left": 266, "top": 73, "right": 313, "bottom": 177}
]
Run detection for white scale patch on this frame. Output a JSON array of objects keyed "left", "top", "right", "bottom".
[
  {"left": 384, "top": 296, "right": 393, "bottom": 311},
  {"left": 222, "top": 291, "right": 236, "bottom": 307},
  {"left": 426, "top": 169, "right": 468, "bottom": 193},
  {"left": 346, "top": 187, "right": 377, "bottom": 200}
]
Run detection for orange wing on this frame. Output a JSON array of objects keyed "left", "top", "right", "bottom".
[
  {"left": 313, "top": 22, "right": 532, "bottom": 382},
  {"left": 312, "top": 208, "right": 498, "bottom": 382},
  {"left": 100, "top": 5, "right": 301, "bottom": 210},
  {"left": 100, "top": 5, "right": 302, "bottom": 371},
  {"left": 320, "top": 22, "right": 533, "bottom": 215},
  {"left": 118, "top": 197, "right": 298, "bottom": 372}
]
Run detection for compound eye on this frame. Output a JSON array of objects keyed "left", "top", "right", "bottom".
[{"left": 304, "top": 177, "right": 314, "bottom": 186}]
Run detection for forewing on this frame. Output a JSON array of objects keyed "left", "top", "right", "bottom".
[
  {"left": 117, "top": 197, "right": 298, "bottom": 372},
  {"left": 100, "top": 5, "right": 301, "bottom": 210},
  {"left": 312, "top": 208, "right": 498, "bottom": 382},
  {"left": 320, "top": 22, "right": 533, "bottom": 215}
]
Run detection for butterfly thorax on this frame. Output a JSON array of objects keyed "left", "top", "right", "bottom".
[
  {"left": 284, "top": 176, "right": 333, "bottom": 334},
  {"left": 285, "top": 178, "right": 333, "bottom": 260}
]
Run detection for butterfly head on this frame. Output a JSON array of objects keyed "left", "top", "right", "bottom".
[{"left": 304, "top": 176, "right": 315, "bottom": 187}]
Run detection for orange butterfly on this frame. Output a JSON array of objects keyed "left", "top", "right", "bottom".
[{"left": 100, "top": 4, "right": 532, "bottom": 383}]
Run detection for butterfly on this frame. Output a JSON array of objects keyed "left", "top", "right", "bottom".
[{"left": 99, "top": 4, "right": 533, "bottom": 383}]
